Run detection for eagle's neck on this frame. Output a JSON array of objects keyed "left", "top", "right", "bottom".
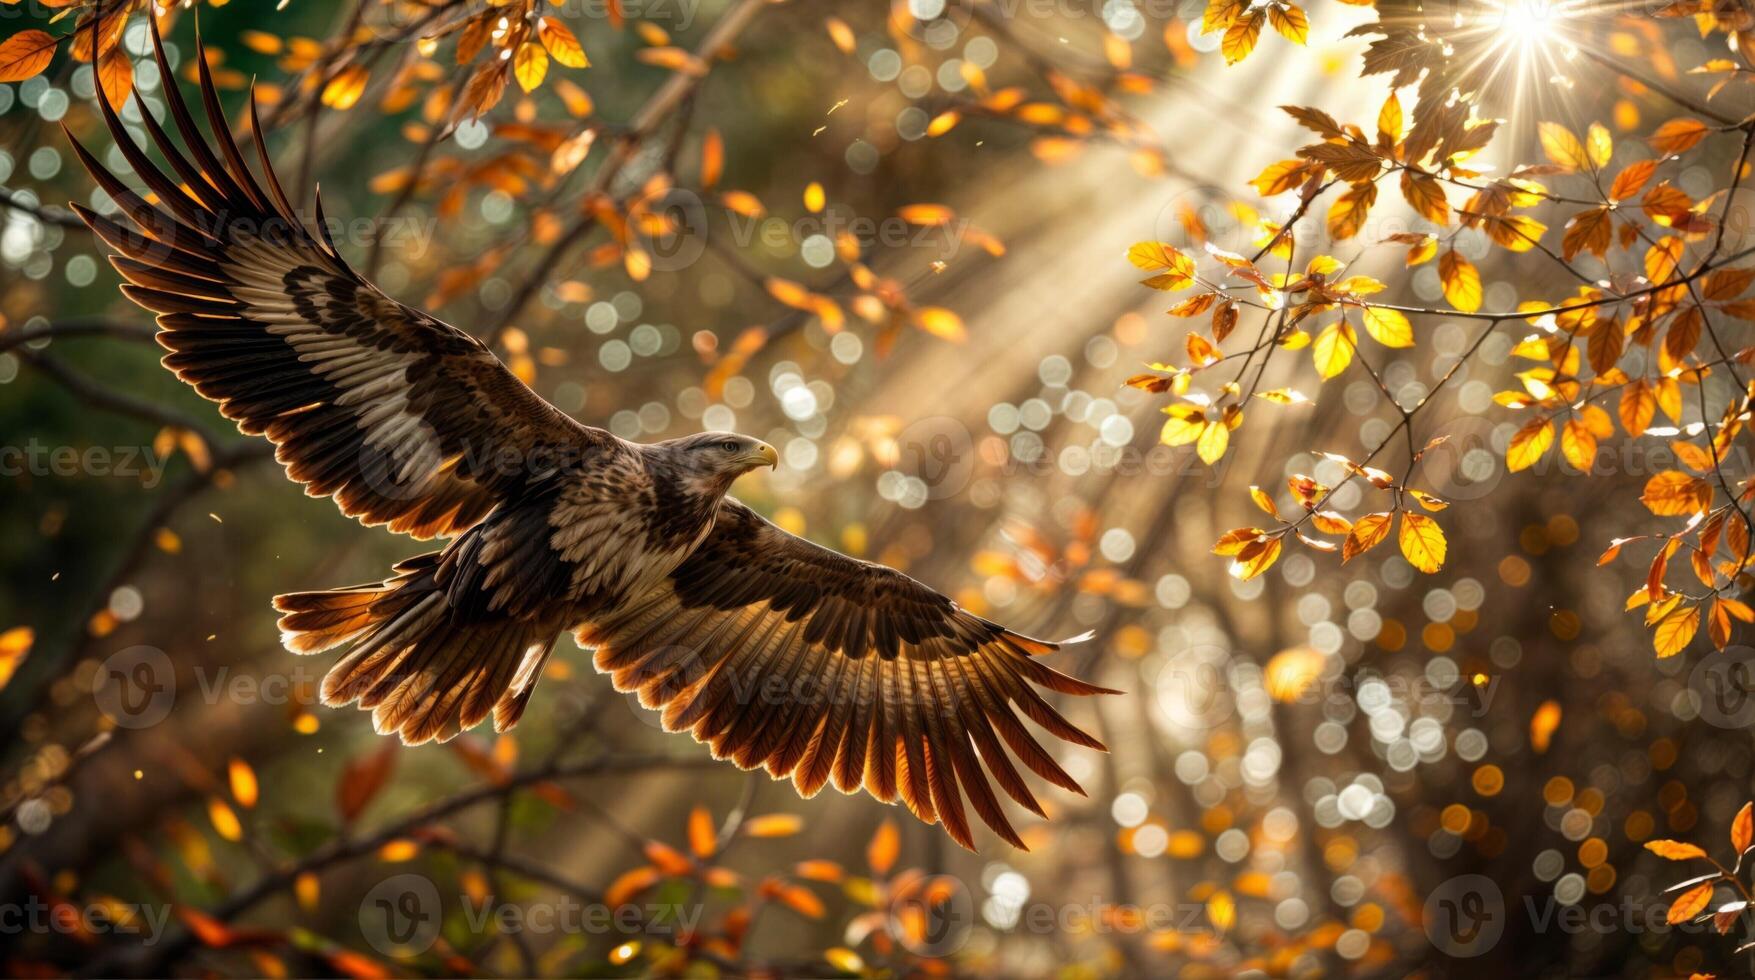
[{"left": 641, "top": 447, "right": 733, "bottom": 551}]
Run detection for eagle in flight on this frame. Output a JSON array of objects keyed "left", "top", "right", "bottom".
[{"left": 66, "top": 22, "right": 1116, "bottom": 849}]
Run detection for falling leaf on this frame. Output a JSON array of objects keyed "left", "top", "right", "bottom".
[
  {"left": 914, "top": 307, "right": 967, "bottom": 342},
  {"left": 1529, "top": 700, "right": 1561, "bottom": 752},
  {"left": 688, "top": 806, "right": 717, "bottom": 859},
  {"left": 321, "top": 64, "right": 370, "bottom": 110},
  {"left": 868, "top": 819, "right": 899, "bottom": 875},
  {"left": 228, "top": 759, "right": 259, "bottom": 809}
]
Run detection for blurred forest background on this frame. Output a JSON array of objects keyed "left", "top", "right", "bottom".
[{"left": 2, "top": 0, "right": 1754, "bottom": 977}]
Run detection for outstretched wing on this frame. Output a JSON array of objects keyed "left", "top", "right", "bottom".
[
  {"left": 65, "top": 21, "right": 602, "bottom": 539},
  {"left": 580, "top": 498, "right": 1118, "bottom": 850}
]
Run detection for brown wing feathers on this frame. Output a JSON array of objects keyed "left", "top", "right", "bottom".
[
  {"left": 66, "top": 19, "right": 594, "bottom": 540},
  {"left": 580, "top": 499, "right": 1118, "bottom": 850}
]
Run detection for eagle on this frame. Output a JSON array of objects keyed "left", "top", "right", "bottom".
[{"left": 64, "top": 22, "right": 1117, "bottom": 850}]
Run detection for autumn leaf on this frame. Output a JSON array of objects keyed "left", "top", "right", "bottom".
[
  {"left": 1197, "top": 418, "right": 1229, "bottom": 464},
  {"left": 321, "top": 63, "right": 369, "bottom": 111},
  {"left": 1733, "top": 802, "right": 1753, "bottom": 854},
  {"left": 1645, "top": 840, "right": 1709, "bottom": 860},
  {"left": 1654, "top": 604, "right": 1700, "bottom": 658},
  {"left": 1667, "top": 881, "right": 1714, "bottom": 925},
  {"left": 513, "top": 41, "right": 549, "bottom": 92},
  {"left": 1398, "top": 512, "right": 1446, "bottom": 572},
  {"left": 914, "top": 307, "right": 966, "bottom": 342},
  {"left": 688, "top": 806, "right": 716, "bottom": 859},
  {"left": 868, "top": 819, "right": 899, "bottom": 875},
  {"left": 1313, "top": 319, "right": 1356, "bottom": 379},
  {"left": 538, "top": 17, "right": 589, "bottom": 68},
  {"left": 1649, "top": 117, "right": 1710, "bottom": 156},
  {"left": 1538, "top": 121, "right": 1591, "bottom": 171},
  {"left": 1221, "top": 11, "right": 1263, "bottom": 64},
  {"left": 1128, "top": 241, "right": 1196, "bottom": 288},
  {"left": 0, "top": 30, "right": 58, "bottom": 84},
  {"left": 1361, "top": 307, "right": 1412, "bottom": 348},
  {"left": 1438, "top": 250, "right": 1483, "bottom": 313},
  {"left": 1267, "top": 3, "right": 1309, "bottom": 45},
  {"left": 1530, "top": 700, "right": 1561, "bottom": 752},
  {"left": 1506, "top": 418, "right": 1553, "bottom": 472},
  {"left": 1343, "top": 512, "right": 1393, "bottom": 562},
  {"left": 1641, "top": 470, "right": 1711, "bottom": 516},
  {"left": 0, "top": 626, "right": 32, "bottom": 692}
]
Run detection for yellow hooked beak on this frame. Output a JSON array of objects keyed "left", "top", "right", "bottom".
[{"left": 746, "top": 442, "right": 778, "bottom": 469}]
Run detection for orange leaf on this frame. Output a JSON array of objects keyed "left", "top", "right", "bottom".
[
  {"left": 0, "top": 30, "right": 57, "bottom": 83},
  {"left": 868, "top": 819, "right": 899, "bottom": 875},
  {"left": 688, "top": 806, "right": 717, "bottom": 859}
]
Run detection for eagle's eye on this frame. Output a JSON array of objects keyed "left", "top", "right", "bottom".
[{"left": 721, "top": 440, "right": 740, "bottom": 453}]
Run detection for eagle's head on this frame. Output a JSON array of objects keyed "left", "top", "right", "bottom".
[{"left": 654, "top": 431, "right": 778, "bottom": 494}]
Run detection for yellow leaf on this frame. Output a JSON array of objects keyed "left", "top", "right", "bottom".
[
  {"left": 1343, "top": 512, "right": 1393, "bottom": 562},
  {"left": 1361, "top": 307, "right": 1412, "bottom": 348},
  {"left": 804, "top": 181, "right": 825, "bottom": 213},
  {"left": 1398, "top": 512, "right": 1446, "bottom": 573},
  {"left": 228, "top": 758, "right": 259, "bottom": 809},
  {"left": 1161, "top": 405, "right": 1206, "bottom": 446},
  {"left": 320, "top": 63, "right": 369, "bottom": 111},
  {"left": 1506, "top": 418, "right": 1553, "bottom": 472},
  {"left": 914, "top": 307, "right": 967, "bottom": 342},
  {"left": 1207, "top": 890, "right": 1236, "bottom": 932},
  {"left": 1128, "top": 241, "right": 1196, "bottom": 286},
  {"left": 1654, "top": 605, "right": 1700, "bottom": 658},
  {"left": 1222, "top": 11, "right": 1262, "bottom": 64},
  {"left": 1587, "top": 122, "right": 1614, "bottom": 169},
  {"left": 1228, "top": 535, "right": 1281, "bottom": 580},
  {"left": 1312, "top": 319, "right": 1356, "bottom": 379},
  {"left": 1560, "top": 418, "right": 1597, "bottom": 472},
  {"left": 1197, "top": 420, "right": 1230, "bottom": 464},
  {"left": 208, "top": 798, "right": 243, "bottom": 842},
  {"left": 1642, "top": 470, "right": 1711, "bottom": 516},
  {"left": 1538, "top": 121, "right": 1590, "bottom": 171},
  {"left": 0, "top": 626, "right": 33, "bottom": 691},
  {"left": 513, "top": 41, "right": 548, "bottom": 93},
  {"left": 537, "top": 17, "right": 589, "bottom": 68},
  {"left": 1439, "top": 250, "right": 1483, "bottom": 313},
  {"left": 1267, "top": 3, "right": 1308, "bottom": 44}
]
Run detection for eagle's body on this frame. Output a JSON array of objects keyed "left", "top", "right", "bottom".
[{"left": 66, "top": 22, "right": 1116, "bottom": 849}]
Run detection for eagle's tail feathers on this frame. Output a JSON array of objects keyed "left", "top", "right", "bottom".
[{"left": 277, "top": 564, "right": 555, "bottom": 744}]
